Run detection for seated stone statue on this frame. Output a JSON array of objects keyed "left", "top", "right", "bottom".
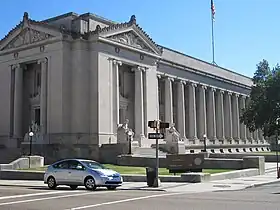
[
  {"left": 167, "top": 123, "right": 184, "bottom": 143},
  {"left": 117, "top": 119, "right": 133, "bottom": 144}
]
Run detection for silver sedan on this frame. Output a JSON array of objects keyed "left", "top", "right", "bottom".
[{"left": 44, "top": 159, "right": 123, "bottom": 190}]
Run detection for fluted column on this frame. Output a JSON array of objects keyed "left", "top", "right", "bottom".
[
  {"left": 112, "top": 60, "right": 122, "bottom": 131},
  {"left": 207, "top": 87, "right": 217, "bottom": 143},
  {"left": 239, "top": 95, "right": 247, "bottom": 143},
  {"left": 38, "top": 58, "right": 48, "bottom": 134},
  {"left": 253, "top": 130, "right": 259, "bottom": 144},
  {"left": 13, "top": 64, "right": 23, "bottom": 138},
  {"left": 176, "top": 80, "right": 186, "bottom": 139},
  {"left": 245, "top": 97, "right": 253, "bottom": 142},
  {"left": 232, "top": 93, "right": 240, "bottom": 142},
  {"left": 198, "top": 85, "right": 207, "bottom": 140},
  {"left": 164, "top": 77, "right": 173, "bottom": 124},
  {"left": 224, "top": 91, "right": 233, "bottom": 143},
  {"left": 258, "top": 129, "right": 264, "bottom": 143},
  {"left": 188, "top": 82, "right": 198, "bottom": 143},
  {"left": 216, "top": 90, "right": 225, "bottom": 142},
  {"left": 134, "top": 66, "right": 145, "bottom": 144}
]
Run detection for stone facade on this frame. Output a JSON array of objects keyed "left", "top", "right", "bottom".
[{"left": 0, "top": 12, "right": 269, "bottom": 159}]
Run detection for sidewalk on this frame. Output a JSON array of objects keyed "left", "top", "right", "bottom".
[{"left": 0, "top": 163, "right": 279, "bottom": 193}]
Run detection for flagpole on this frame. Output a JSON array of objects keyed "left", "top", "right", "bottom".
[
  {"left": 211, "top": 13, "right": 215, "bottom": 65},
  {"left": 211, "top": 0, "right": 216, "bottom": 65}
]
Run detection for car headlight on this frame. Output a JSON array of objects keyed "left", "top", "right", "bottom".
[{"left": 94, "top": 170, "right": 108, "bottom": 178}]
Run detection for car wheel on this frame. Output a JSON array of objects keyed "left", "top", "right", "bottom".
[
  {"left": 84, "top": 177, "right": 96, "bottom": 190},
  {"left": 47, "top": 176, "right": 57, "bottom": 189},
  {"left": 69, "top": 185, "right": 78, "bottom": 190},
  {"left": 107, "top": 186, "right": 117, "bottom": 190}
]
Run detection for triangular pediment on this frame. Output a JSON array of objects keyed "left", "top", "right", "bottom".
[
  {"left": 106, "top": 29, "right": 159, "bottom": 54},
  {"left": 0, "top": 13, "right": 63, "bottom": 51},
  {"left": 1, "top": 28, "right": 55, "bottom": 51},
  {"left": 95, "top": 20, "right": 162, "bottom": 55}
]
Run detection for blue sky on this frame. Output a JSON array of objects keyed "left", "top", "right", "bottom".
[{"left": 0, "top": 0, "right": 278, "bottom": 77}]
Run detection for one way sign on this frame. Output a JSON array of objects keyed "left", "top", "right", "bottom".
[{"left": 148, "top": 133, "right": 165, "bottom": 139}]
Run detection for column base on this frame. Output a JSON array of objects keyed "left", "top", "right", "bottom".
[
  {"left": 209, "top": 137, "right": 219, "bottom": 144},
  {"left": 134, "top": 134, "right": 146, "bottom": 147},
  {"left": 190, "top": 136, "right": 199, "bottom": 145}
]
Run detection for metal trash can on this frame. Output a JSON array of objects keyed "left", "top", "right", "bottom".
[{"left": 146, "top": 167, "right": 156, "bottom": 187}]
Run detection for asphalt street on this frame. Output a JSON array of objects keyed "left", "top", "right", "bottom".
[{"left": 1, "top": 183, "right": 280, "bottom": 209}]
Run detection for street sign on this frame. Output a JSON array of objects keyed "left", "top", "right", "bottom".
[{"left": 148, "top": 133, "right": 165, "bottom": 139}]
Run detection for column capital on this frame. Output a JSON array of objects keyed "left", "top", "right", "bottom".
[
  {"left": 165, "top": 76, "right": 174, "bottom": 82},
  {"left": 189, "top": 82, "right": 197, "bottom": 88},
  {"left": 234, "top": 92, "right": 240, "bottom": 97},
  {"left": 240, "top": 94, "right": 247, "bottom": 99},
  {"left": 132, "top": 65, "right": 145, "bottom": 72},
  {"left": 112, "top": 59, "right": 122, "bottom": 66},
  {"left": 11, "top": 63, "right": 20, "bottom": 70},
  {"left": 227, "top": 91, "right": 233, "bottom": 96},
  {"left": 219, "top": 89, "right": 225, "bottom": 94},
  {"left": 38, "top": 58, "right": 48, "bottom": 65},
  {"left": 200, "top": 84, "right": 207, "bottom": 90},
  {"left": 157, "top": 74, "right": 162, "bottom": 79},
  {"left": 179, "top": 80, "right": 186, "bottom": 85}
]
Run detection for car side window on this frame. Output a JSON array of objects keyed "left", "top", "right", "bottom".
[
  {"left": 53, "top": 161, "right": 68, "bottom": 169},
  {"left": 68, "top": 160, "right": 84, "bottom": 170}
]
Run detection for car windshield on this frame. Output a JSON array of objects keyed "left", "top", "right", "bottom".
[{"left": 81, "top": 161, "right": 107, "bottom": 169}]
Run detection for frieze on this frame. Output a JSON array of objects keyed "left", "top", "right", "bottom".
[
  {"left": 108, "top": 31, "right": 153, "bottom": 53},
  {"left": 3, "top": 28, "right": 54, "bottom": 50}
]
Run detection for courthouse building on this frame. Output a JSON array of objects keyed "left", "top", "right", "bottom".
[{"left": 0, "top": 12, "right": 269, "bottom": 158}]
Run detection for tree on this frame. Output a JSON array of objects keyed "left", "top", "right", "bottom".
[{"left": 240, "top": 59, "right": 280, "bottom": 138}]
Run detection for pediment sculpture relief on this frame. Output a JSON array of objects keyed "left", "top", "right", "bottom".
[
  {"left": 108, "top": 32, "right": 153, "bottom": 53},
  {"left": 3, "top": 28, "right": 54, "bottom": 50}
]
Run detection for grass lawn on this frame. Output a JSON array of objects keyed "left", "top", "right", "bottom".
[{"left": 22, "top": 164, "right": 232, "bottom": 175}]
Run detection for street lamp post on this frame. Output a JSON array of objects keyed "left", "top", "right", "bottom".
[
  {"left": 203, "top": 134, "right": 207, "bottom": 152},
  {"left": 127, "top": 130, "right": 133, "bottom": 155},
  {"left": 29, "top": 131, "right": 34, "bottom": 156},
  {"left": 28, "top": 131, "right": 34, "bottom": 169}
]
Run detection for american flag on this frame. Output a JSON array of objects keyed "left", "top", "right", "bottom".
[{"left": 211, "top": 0, "right": 216, "bottom": 21}]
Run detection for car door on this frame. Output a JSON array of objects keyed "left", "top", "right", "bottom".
[
  {"left": 68, "top": 160, "right": 86, "bottom": 184},
  {"left": 52, "top": 160, "right": 70, "bottom": 184}
]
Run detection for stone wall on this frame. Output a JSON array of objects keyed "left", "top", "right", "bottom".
[{"left": 116, "top": 155, "right": 265, "bottom": 171}]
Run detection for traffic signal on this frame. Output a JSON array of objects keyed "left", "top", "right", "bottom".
[{"left": 148, "top": 120, "right": 169, "bottom": 129}]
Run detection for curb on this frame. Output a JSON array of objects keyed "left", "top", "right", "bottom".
[{"left": 244, "top": 179, "right": 280, "bottom": 189}]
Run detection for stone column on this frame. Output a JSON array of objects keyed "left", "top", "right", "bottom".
[
  {"left": 176, "top": 80, "right": 186, "bottom": 139},
  {"left": 207, "top": 87, "right": 217, "bottom": 143},
  {"left": 188, "top": 82, "right": 198, "bottom": 143},
  {"left": 38, "top": 58, "right": 48, "bottom": 134},
  {"left": 239, "top": 95, "right": 247, "bottom": 143},
  {"left": 13, "top": 64, "right": 23, "bottom": 138},
  {"left": 258, "top": 129, "right": 265, "bottom": 143},
  {"left": 164, "top": 77, "right": 173, "bottom": 124},
  {"left": 232, "top": 93, "right": 240, "bottom": 143},
  {"left": 112, "top": 60, "right": 122, "bottom": 130},
  {"left": 198, "top": 85, "right": 207, "bottom": 140},
  {"left": 134, "top": 66, "right": 145, "bottom": 145},
  {"left": 216, "top": 90, "right": 225, "bottom": 142},
  {"left": 245, "top": 97, "right": 253, "bottom": 142},
  {"left": 254, "top": 130, "right": 259, "bottom": 144},
  {"left": 224, "top": 91, "right": 233, "bottom": 143}
]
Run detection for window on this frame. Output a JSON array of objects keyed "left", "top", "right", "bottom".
[
  {"left": 81, "top": 161, "right": 106, "bottom": 170},
  {"left": 53, "top": 161, "right": 68, "bottom": 169},
  {"left": 68, "top": 160, "right": 84, "bottom": 170},
  {"left": 34, "top": 108, "right": 40, "bottom": 125}
]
